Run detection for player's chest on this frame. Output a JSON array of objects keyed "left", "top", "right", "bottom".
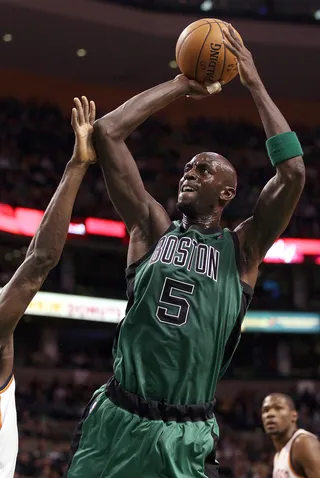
[
  {"left": 144, "top": 233, "right": 224, "bottom": 282},
  {"left": 273, "top": 452, "right": 292, "bottom": 478}
]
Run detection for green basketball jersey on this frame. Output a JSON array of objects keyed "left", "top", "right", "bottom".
[{"left": 113, "top": 221, "right": 252, "bottom": 405}]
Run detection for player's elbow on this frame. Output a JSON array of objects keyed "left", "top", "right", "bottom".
[
  {"left": 289, "top": 166, "right": 305, "bottom": 191},
  {"left": 291, "top": 160, "right": 305, "bottom": 181},
  {"left": 278, "top": 159, "right": 305, "bottom": 186},
  {"left": 93, "top": 115, "right": 123, "bottom": 142},
  {"left": 31, "top": 248, "right": 60, "bottom": 270}
]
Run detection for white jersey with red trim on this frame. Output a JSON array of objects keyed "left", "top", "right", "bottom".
[
  {"left": 273, "top": 429, "right": 317, "bottom": 478},
  {"left": 0, "top": 375, "right": 18, "bottom": 478}
]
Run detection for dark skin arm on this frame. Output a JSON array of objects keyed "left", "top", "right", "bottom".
[
  {"left": 292, "top": 434, "right": 320, "bottom": 478},
  {"left": 93, "top": 78, "right": 221, "bottom": 265},
  {"left": 223, "top": 25, "right": 305, "bottom": 289},
  {"left": 0, "top": 97, "right": 96, "bottom": 385}
]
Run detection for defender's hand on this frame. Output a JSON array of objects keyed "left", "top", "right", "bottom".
[
  {"left": 174, "top": 74, "right": 222, "bottom": 100},
  {"left": 223, "top": 24, "right": 260, "bottom": 88},
  {"left": 71, "top": 96, "right": 97, "bottom": 164}
]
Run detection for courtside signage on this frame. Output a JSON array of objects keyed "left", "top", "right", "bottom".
[{"left": 4, "top": 289, "right": 318, "bottom": 332}]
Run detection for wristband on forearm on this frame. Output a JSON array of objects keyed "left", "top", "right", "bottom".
[{"left": 266, "top": 132, "right": 303, "bottom": 167}]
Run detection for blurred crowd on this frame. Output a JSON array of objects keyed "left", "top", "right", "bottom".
[
  {"left": 14, "top": 373, "right": 320, "bottom": 478},
  {"left": 103, "top": 0, "right": 312, "bottom": 22},
  {"left": 14, "top": 327, "right": 320, "bottom": 380},
  {"left": 1, "top": 97, "right": 320, "bottom": 237}
]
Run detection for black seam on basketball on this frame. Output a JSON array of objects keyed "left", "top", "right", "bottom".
[
  {"left": 212, "top": 19, "right": 226, "bottom": 83},
  {"left": 194, "top": 20, "right": 212, "bottom": 82},
  {"left": 176, "top": 21, "right": 209, "bottom": 66}
]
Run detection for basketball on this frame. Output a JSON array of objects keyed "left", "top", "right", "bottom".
[{"left": 175, "top": 18, "right": 242, "bottom": 85}]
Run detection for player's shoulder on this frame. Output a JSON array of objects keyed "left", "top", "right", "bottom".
[
  {"left": 292, "top": 430, "right": 319, "bottom": 460},
  {"left": 293, "top": 429, "right": 318, "bottom": 444}
]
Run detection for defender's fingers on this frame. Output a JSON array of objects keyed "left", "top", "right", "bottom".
[
  {"left": 81, "top": 96, "right": 89, "bottom": 122},
  {"left": 74, "top": 97, "right": 85, "bottom": 125},
  {"left": 71, "top": 107, "right": 78, "bottom": 128},
  {"left": 89, "top": 100, "right": 96, "bottom": 125}
]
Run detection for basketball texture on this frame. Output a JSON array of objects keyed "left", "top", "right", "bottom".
[{"left": 175, "top": 19, "right": 242, "bottom": 85}]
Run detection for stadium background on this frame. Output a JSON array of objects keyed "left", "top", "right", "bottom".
[{"left": 0, "top": 0, "right": 319, "bottom": 476}]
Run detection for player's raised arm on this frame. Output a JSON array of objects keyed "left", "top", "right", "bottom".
[
  {"left": 0, "top": 97, "right": 96, "bottom": 371},
  {"left": 223, "top": 25, "right": 305, "bottom": 288},
  {"left": 93, "top": 79, "right": 219, "bottom": 262}
]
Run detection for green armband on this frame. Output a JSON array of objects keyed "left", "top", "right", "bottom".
[{"left": 266, "top": 131, "right": 303, "bottom": 167}]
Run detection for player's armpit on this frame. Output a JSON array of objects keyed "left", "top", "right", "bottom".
[
  {"left": 0, "top": 253, "right": 51, "bottom": 342},
  {"left": 126, "top": 193, "right": 172, "bottom": 265},
  {"left": 235, "top": 157, "right": 305, "bottom": 288},
  {"left": 291, "top": 434, "right": 320, "bottom": 478}
]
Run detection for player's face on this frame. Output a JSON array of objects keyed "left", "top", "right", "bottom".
[
  {"left": 261, "top": 396, "right": 297, "bottom": 437},
  {"left": 177, "top": 154, "right": 224, "bottom": 214}
]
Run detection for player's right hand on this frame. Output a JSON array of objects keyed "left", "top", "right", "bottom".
[
  {"left": 222, "top": 24, "right": 260, "bottom": 88},
  {"left": 71, "top": 96, "right": 97, "bottom": 164},
  {"left": 174, "top": 74, "right": 222, "bottom": 100}
]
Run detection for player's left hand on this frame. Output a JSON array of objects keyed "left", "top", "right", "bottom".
[
  {"left": 222, "top": 24, "right": 260, "bottom": 88},
  {"left": 174, "top": 74, "right": 222, "bottom": 100},
  {"left": 71, "top": 96, "right": 97, "bottom": 164}
]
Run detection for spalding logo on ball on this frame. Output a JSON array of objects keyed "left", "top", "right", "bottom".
[{"left": 176, "top": 18, "right": 242, "bottom": 85}]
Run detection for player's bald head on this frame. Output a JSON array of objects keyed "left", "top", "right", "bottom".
[{"left": 200, "top": 152, "right": 237, "bottom": 189}]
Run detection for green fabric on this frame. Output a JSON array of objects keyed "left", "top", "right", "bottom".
[
  {"left": 67, "top": 386, "right": 219, "bottom": 478},
  {"left": 266, "top": 131, "right": 303, "bottom": 166},
  {"left": 114, "top": 223, "right": 245, "bottom": 404}
]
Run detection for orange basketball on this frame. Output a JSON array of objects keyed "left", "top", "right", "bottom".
[{"left": 175, "top": 18, "right": 242, "bottom": 85}]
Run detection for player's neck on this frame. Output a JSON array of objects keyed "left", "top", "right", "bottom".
[
  {"left": 272, "top": 426, "right": 298, "bottom": 452},
  {"left": 182, "top": 212, "right": 220, "bottom": 231}
]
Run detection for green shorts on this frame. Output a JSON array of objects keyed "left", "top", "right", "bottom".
[{"left": 64, "top": 378, "right": 219, "bottom": 478}]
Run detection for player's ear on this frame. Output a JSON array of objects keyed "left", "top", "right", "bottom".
[
  {"left": 220, "top": 186, "right": 236, "bottom": 203},
  {"left": 291, "top": 409, "right": 298, "bottom": 424}
]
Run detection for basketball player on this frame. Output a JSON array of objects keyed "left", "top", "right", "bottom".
[
  {"left": 262, "top": 393, "right": 320, "bottom": 477},
  {"left": 65, "top": 26, "right": 305, "bottom": 478},
  {"left": 0, "top": 96, "right": 96, "bottom": 478}
]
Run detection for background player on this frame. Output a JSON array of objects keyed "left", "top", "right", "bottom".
[
  {"left": 0, "top": 96, "right": 96, "bottom": 478},
  {"left": 64, "top": 26, "right": 305, "bottom": 478},
  {"left": 262, "top": 393, "right": 320, "bottom": 478}
]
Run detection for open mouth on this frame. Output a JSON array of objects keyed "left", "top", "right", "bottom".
[{"left": 181, "top": 185, "right": 197, "bottom": 192}]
